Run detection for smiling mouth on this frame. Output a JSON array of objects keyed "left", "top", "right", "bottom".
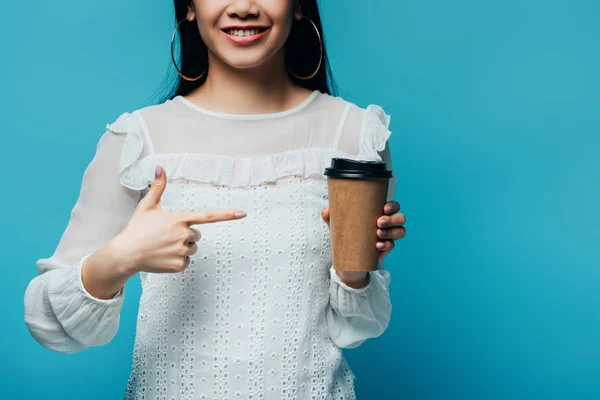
[{"left": 222, "top": 27, "right": 269, "bottom": 37}]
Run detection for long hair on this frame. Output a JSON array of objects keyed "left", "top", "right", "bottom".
[{"left": 160, "top": 0, "right": 336, "bottom": 102}]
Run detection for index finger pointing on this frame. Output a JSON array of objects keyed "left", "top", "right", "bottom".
[{"left": 175, "top": 210, "right": 247, "bottom": 226}]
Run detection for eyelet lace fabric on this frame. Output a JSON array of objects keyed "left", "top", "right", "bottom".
[{"left": 24, "top": 91, "right": 394, "bottom": 399}]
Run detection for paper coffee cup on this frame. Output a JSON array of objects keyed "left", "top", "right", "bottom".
[{"left": 324, "top": 158, "right": 393, "bottom": 272}]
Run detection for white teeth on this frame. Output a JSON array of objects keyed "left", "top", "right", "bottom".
[{"left": 227, "top": 29, "right": 262, "bottom": 37}]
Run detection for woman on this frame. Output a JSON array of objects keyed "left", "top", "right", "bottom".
[{"left": 24, "top": 0, "right": 407, "bottom": 398}]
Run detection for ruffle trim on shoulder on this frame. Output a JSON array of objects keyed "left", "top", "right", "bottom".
[
  {"left": 357, "top": 104, "right": 392, "bottom": 162},
  {"left": 106, "top": 111, "right": 144, "bottom": 183}
]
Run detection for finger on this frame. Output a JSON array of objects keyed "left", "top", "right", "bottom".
[
  {"left": 377, "top": 226, "right": 406, "bottom": 240},
  {"left": 377, "top": 212, "right": 406, "bottom": 229},
  {"left": 175, "top": 209, "right": 247, "bottom": 226},
  {"left": 185, "top": 242, "right": 198, "bottom": 257},
  {"left": 377, "top": 240, "right": 394, "bottom": 261},
  {"left": 176, "top": 240, "right": 198, "bottom": 257},
  {"left": 140, "top": 165, "right": 167, "bottom": 210},
  {"left": 383, "top": 201, "right": 400, "bottom": 214},
  {"left": 321, "top": 208, "right": 330, "bottom": 224},
  {"left": 187, "top": 227, "right": 201, "bottom": 243},
  {"left": 376, "top": 239, "right": 394, "bottom": 252}
]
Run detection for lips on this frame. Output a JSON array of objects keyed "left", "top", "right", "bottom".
[{"left": 220, "top": 26, "right": 270, "bottom": 45}]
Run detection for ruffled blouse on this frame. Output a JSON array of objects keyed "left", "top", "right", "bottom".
[{"left": 24, "top": 90, "right": 395, "bottom": 399}]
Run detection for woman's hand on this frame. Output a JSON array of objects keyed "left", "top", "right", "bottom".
[
  {"left": 321, "top": 201, "right": 406, "bottom": 288},
  {"left": 375, "top": 200, "right": 407, "bottom": 260},
  {"left": 81, "top": 166, "right": 247, "bottom": 300},
  {"left": 114, "top": 166, "right": 248, "bottom": 275}
]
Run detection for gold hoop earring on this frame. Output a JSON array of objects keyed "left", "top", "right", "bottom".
[
  {"left": 171, "top": 18, "right": 208, "bottom": 82},
  {"left": 288, "top": 16, "right": 323, "bottom": 81}
]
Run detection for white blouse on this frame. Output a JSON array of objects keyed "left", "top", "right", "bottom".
[{"left": 24, "top": 90, "right": 395, "bottom": 400}]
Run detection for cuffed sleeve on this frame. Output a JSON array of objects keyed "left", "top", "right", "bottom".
[
  {"left": 24, "top": 116, "right": 146, "bottom": 354},
  {"left": 24, "top": 253, "right": 125, "bottom": 353},
  {"left": 47, "top": 253, "right": 124, "bottom": 346},
  {"left": 326, "top": 266, "right": 392, "bottom": 349}
]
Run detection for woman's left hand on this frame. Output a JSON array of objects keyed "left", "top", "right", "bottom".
[{"left": 321, "top": 200, "right": 407, "bottom": 262}]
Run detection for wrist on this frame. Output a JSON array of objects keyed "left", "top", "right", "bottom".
[
  {"left": 107, "top": 233, "right": 141, "bottom": 278},
  {"left": 335, "top": 270, "right": 370, "bottom": 289},
  {"left": 81, "top": 241, "right": 133, "bottom": 301}
]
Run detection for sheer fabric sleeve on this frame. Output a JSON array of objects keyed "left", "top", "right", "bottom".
[
  {"left": 327, "top": 104, "right": 395, "bottom": 349},
  {"left": 24, "top": 113, "right": 145, "bottom": 354}
]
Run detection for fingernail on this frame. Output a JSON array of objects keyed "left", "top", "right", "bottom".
[
  {"left": 379, "top": 229, "right": 388, "bottom": 237},
  {"left": 234, "top": 211, "right": 247, "bottom": 219},
  {"left": 384, "top": 205, "right": 392, "bottom": 213},
  {"left": 379, "top": 220, "right": 388, "bottom": 228},
  {"left": 377, "top": 242, "right": 385, "bottom": 249},
  {"left": 155, "top": 165, "right": 162, "bottom": 178}
]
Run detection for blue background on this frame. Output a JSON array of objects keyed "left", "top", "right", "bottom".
[{"left": 2, "top": 0, "right": 599, "bottom": 399}]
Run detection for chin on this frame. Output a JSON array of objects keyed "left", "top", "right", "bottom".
[{"left": 219, "top": 52, "right": 276, "bottom": 71}]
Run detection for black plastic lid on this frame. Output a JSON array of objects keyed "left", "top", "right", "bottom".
[{"left": 324, "top": 158, "right": 393, "bottom": 179}]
